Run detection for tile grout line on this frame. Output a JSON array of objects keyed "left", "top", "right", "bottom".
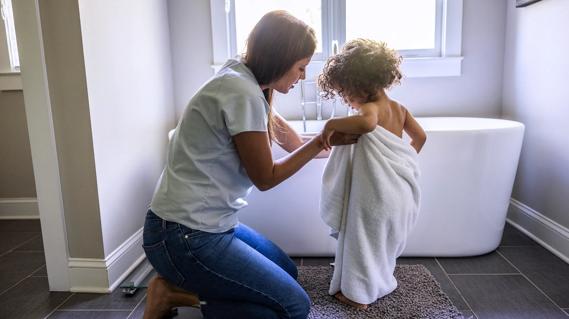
[
  {"left": 42, "top": 293, "right": 75, "bottom": 319},
  {"left": 0, "top": 233, "right": 42, "bottom": 258},
  {"left": 499, "top": 245, "right": 538, "bottom": 247},
  {"left": 31, "top": 265, "right": 47, "bottom": 277},
  {"left": 28, "top": 263, "right": 47, "bottom": 276},
  {"left": 49, "top": 309, "right": 135, "bottom": 312},
  {"left": 496, "top": 250, "right": 568, "bottom": 316},
  {"left": 435, "top": 257, "right": 478, "bottom": 319},
  {"left": 0, "top": 276, "right": 31, "bottom": 297},
  {"left": 127, "top": 292, "right": 148, "bottom": 319},
  {"left": 0, "top": 263, "right": 47, "bottom": 297},
  {"left": 444, "top": 273, "right": 521, "bottom": 276}
]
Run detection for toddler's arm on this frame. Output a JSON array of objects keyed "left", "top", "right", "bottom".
[
  {"left": 403, "top": 107, "right": 426, "bottom": 153},
  {"left": 321, "top": 103, "right": 377, "bottom": 150}
]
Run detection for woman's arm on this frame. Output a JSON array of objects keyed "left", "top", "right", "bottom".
[
  {"left": 272, "top": 112, "right": 304, "bottom": 153},
  {"left": 233, "top": 132, "right": 324, "bottom": 191},
  {"left": 233, "top": 130, "right": 359, "bottom": 191},
  {"left": 273, "top": 112, "right": 332, "bottom": 158}
]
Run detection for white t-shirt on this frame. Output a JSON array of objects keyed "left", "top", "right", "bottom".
[{"left": 150, "top": 59, "right": 269, "bottom": 232}]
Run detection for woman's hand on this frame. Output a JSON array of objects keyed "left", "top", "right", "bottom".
[
  {"left": 321, "top": 121, "right": 336, "bottom": 151},
  {"left": 329, "top": 131, "right": 360, "bottom": 146},
  {"left": 315, "top": 131, "right": 360, "bottom": 158},
  {"left": 321, "top": 118, "right": 364, "bottom": 150}
]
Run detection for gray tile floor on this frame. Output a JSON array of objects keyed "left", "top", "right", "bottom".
[{"left": 1, "top": 220, "right": 568, "bottom": 319}]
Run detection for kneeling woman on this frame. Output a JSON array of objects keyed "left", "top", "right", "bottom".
[{"left": 142, "top": 10, "right": 359, "bottom": 319}]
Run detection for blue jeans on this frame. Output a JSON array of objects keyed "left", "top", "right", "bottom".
[{"left": 142, "top": 210, "right": 310, "bottom": 319}]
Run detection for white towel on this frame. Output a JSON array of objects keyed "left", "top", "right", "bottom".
[{"left": 320, "top": 126, "right": 421, "bottom": 304}]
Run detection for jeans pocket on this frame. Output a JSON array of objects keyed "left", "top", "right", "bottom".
[
  {"left": 143, "top": 240, "right": 185, "bottom": 287},
  {"left": 143, "top": 210, "right": 163, "bottom": 232},
  {"left": 182, "top": 228, "right": 235, "bottom": 263}
]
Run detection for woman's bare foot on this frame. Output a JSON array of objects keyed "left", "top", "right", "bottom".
[
  {"left": 334, "top": 292, "right": 369, "bottom": 310},
  {"left": 144, "top": 275, "right": 201, "bottom": 319}
]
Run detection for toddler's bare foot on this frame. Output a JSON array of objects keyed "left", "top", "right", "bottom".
[
  {"left": 144, "top": 275, "right": 201, "bottom": 319},
  {"left": 334, "top": 292, "right": 369, "bottom": 310}
]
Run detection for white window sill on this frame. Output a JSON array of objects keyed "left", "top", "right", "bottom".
[
  {"left": 211, "top": 56, "right": 463, "bottom": 79},
  {"left": 0, "top": 71, "right": 22, "bottom": 91}
]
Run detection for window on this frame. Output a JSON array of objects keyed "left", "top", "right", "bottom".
[
  {"left": 345, "top": 0, "right": 441, "bottom": 56},
  {"left": 210, "top": 0, "right": 463, "bottom": 78},
  {"left": 0, "top": 0, "right": 21, "bottom": 90},
  {"left": 233, "top": 0, "right": 323, "bottom": 58},
  {"left": 1, "top": 0, "right": 19, "bottom": 71}
]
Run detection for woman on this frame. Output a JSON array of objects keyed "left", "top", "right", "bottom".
[{"left": 143, "top": 11, "right": 359, "bottom": 319}]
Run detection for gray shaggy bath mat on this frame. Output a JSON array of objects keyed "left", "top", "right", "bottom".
[{"left": 297, "top": 265, "right": 464, "bottom": 319}]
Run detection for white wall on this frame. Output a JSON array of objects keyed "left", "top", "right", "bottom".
[
  {"left": 0, "top": 91, "right": 35, "bottom": 198},
  {"left": 13, "top": 0, "right": 179, "bottom": 291},
  {"left": 168, "top": 0, "right": 214, "bottom": 120},
  {"left": 168, "top": 0, "right": 507, "bottom": 119},
  {"left": 503, "top": 0, "right": 569, "bottom": 232},
  {"left": 77, "top": 0, "right": 175, "bottom": 257}
]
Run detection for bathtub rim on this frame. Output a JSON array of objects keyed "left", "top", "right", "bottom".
[{"left": 288, "top": 117, "right": 525, "bottom": 134}]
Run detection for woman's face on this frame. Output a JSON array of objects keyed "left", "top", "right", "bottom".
[{"left": 270, "top": 57, "right": 311, "bottom": 94}]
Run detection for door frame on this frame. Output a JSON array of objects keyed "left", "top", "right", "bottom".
[{"left": 12, "top": 0, "right": 70, "bottom": 291}]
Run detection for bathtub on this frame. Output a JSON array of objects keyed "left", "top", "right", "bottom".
[{"left": 239, "top": 117, "right": 525, "bottom": 257}]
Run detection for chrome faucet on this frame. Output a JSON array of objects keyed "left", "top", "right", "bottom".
[
  {"left": 316, "top": 87, "right": 322, "bottom": 121},
  {"left": 300, "top": 80, "right": 350, "bottom": 129},
  {"left": 330, "top": 96, "right": 336, "bottom": 119},
  {"left": 300, "top": 79, "right": 308, "bottom": 132}
]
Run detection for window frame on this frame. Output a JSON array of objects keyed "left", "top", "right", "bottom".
[
  {"left": 0, "top": 0, "right": 22, "bottom": 90},
  {"left": 210, "top": 0, "right": 463, "bottom": 77}
]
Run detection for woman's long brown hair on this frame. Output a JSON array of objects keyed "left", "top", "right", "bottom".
[{"left": 243, "top": 10, "right": 316, "bottom": 141}]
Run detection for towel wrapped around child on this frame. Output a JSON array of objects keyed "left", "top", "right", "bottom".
[{"left": 320, "top": 125, "right": 421, "bottom": 304}]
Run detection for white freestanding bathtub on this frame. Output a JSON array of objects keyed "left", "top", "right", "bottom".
[{"left": 239, "top": 117, "right": 525, "bottom": 257}]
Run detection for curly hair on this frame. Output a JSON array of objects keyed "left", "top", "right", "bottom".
[{"left": 318, "top": 39, "right": 402, "bottom": 103}]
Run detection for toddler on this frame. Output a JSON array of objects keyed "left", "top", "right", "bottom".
[{"left": 318, "top": 38, "right": 426, "bottom": 309}]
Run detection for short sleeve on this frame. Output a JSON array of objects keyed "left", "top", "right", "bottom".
[{"left": 222, "top": 94, "right": 269, "bottom": 136}]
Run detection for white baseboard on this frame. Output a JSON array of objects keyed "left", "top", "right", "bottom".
[
  {"left": 68, "top": 228, "right": 145, "bottom": 293},
  {"left": 0, "top": 197, "right": 39, "bottom": 219},
  {"left": 507, "top": 198, "right": 569, "bottom": 264}
]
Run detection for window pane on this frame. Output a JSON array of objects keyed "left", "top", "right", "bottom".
[
  {"left": 346, "top": 0, "right": 436, "bottom": 50},
  {"left": 1, "top": 0, "right": 19, "bottom": 70},
  {"left": 234, "top": 0, "right": 322, "bottom": 55}
]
